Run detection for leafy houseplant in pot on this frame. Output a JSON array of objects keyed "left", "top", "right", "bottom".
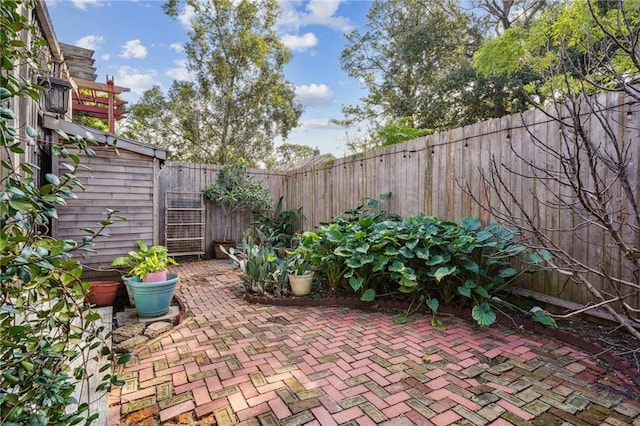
[
  {"left": 202, "top": 162, "right": 271, "bottom": 258},
  {"left": 286, "top": 250, "right": 314, "bottom": 297},
  {"left": 112, "top": 241, "right": 179, "bottom": 318}
]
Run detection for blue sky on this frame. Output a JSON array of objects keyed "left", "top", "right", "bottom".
[{"left": 46, "top": 0, "right": 372, "bottom": 157}]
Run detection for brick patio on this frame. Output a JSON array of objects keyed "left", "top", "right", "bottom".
[{"left": 109, "top": 260, "right": 640, "bottom": 425}]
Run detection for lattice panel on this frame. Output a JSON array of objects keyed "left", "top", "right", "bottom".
[{"left": 165, "top": 191, "right": 205, "bottom": 256}]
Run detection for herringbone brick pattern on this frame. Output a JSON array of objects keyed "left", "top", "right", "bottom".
[{"left": 109, "top": 260, "right": 640, "bottom": 425}]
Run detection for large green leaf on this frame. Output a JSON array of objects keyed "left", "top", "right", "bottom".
[
  {"left": 346, "top": 257, "right": 363, "bottom": 268},
  {"left": 460, "top": 217, "right": 481, "bottom": 231},
  {"left": 388, "top": 260, "right": 406, "bottom": 272},
  {"left": 399, "top": 246, "right": 415, "bottom": 258},
  {"left": 415, "top": 247, "right": 430, "bottom": 259},
  {"left": 457, "top": 286, "right": 472, "bottom": 297},
  {"left": 531, "top": 308, "right": 557, "bottom": 328},
  {"left": 473, "top": 286, "right": 490, "bottom": 298},
  {"left": 425, "top": 254, "right": 447, "bottom": 266},
  {"left": 498, "top": 267, "right": 518, "bottom": 278},
  {"left": 472, "top": 303, "right": 496, "bottom": 326},
  {"left": 461, "top": 258, "right": 479, "bottom": 273},
  {"left": 361, "top": 288, "right": 376, "bottom": 302},
  {"left": 349, "top": 276, "right": 364, "bottom": 291},
  {"left": 434, "top": 266, "right": 456, "bottom": 282},
  {"left": 384, "top": 246, "right": 399, "bottom": 256}
]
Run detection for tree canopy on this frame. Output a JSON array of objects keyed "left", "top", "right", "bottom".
[
  {"left": 473, "top": 1, "right": 640, "bottom": 99},
  {"left": 335, "top": 0, "right": 541, "bottom": 154},
  {"left": 124, "top": 0, "right": 302, "bottom": 166}
]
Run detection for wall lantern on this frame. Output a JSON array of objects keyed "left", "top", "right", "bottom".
[{"left": 40, "top": 76, "right": 72, "bottom": 114}]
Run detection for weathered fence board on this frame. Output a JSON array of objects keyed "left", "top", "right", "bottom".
[
  {"left": 159, "top": 162, "right": 287, "bottom": 256},
  {"left": 159, "top": 91, "right": 639, "bottom": 313}
]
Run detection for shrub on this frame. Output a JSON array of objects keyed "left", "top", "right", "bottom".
[
  {"left": 1, "top": 3, "right": 129, "bottom": 423},
  {"left": 294, "top": 195, "right": 553, "bottom": 327},
  {"left": 223, "top": 230, "right": 288, "bottom": 296}
]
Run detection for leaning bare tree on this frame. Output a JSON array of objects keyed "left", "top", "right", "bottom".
[{"left": 473, "top": 1, "right": 640, "bottom": 360}]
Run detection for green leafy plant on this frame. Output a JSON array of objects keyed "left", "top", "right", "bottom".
[
  {"left": 252, "top": 196, "right": 302, "bottom": 248},
  {"left": 1, "top": 2, "right": 130, "bottom": 423},
  {"left": 296, "top": 228, "right": 350, "bottom": 293},
  {"left": 202, "top": 162, "right": 271, "bottom": 241},
  {"left": 293, "top": 195, "right": 555, "bottom": 328},
  {"left": 111, "top": 240, "right": 178, "bottom": 280},
  {"left": 285, "top": 249, "right": 312, "bottom": 276},
  {"left": 223, "top": 230, "right": 288, "bottom": 296},
  {"left": 296, "top": 193, "right": 397, "bottom": 295}
]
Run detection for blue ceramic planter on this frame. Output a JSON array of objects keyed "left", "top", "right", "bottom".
[{"left": 126, "top": 273, "right": 179, "bottom": 318}]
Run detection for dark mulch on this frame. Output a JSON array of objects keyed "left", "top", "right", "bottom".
[{"left": 555, "top": 317, "right": 640, "bottom": 373}]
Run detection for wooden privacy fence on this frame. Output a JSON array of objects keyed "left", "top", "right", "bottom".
[
  {"left": 159, "top": 90, "right": 639, "bottom": 314},
  {"left": 159, "top": 162, "right": 286, "bottom": 256}
]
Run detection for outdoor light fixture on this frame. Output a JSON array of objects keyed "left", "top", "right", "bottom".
[{"left": 40, "top": 76, "right": 72, "bottom": 114}]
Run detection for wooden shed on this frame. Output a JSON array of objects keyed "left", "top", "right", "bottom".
[{"left": 45, "top": 115, "right": 168, "bottom": 278}]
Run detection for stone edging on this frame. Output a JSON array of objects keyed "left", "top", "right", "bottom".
[{"left": 245, "top": 293, "right": 640, "bottom": 389}]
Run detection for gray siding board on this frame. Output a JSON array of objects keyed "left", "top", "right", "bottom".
[{"left": 54, "top": 145, "right": 158, "bottom": 272}]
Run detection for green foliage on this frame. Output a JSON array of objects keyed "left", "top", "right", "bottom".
[
  {"left": 294, "top": 195, "right": 552, "bottom": 328},
  {"left": 296, "top": 230, "right": 348, "bottom": 293},
  {"left": 111, "top": 240, "right": 178, "bottom": 280},
  {"left": 284, "top": 248, "right": 312, "bottom": 276},
  {"left": 202, "top": 162, "right": 271, "bottom": 241},
  {"left": 473, "top": 1, "right": 640, "bottom": 98},
  {"left": 334, "top": 0, "right": 533, "bottom": 150},
  {"left": 223, "top": 230, "right": 288, "bottom": 295},
  {"left": 1, "top": 3, "right": 129, "bottom": 423},
  {"left": 337, "top": 0, "right": 474, "bottom": 132},
  {"left": 272, "top": 143, "right": 316, "bottom": 169},
  {"left": 376, "top": 117, "right": 433, "bottom": 147},
  {"left": 252, "top": 196, "right": 302, "bottom": 248}
]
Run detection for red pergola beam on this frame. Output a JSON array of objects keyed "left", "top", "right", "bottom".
[
  {"left": 71, "top": 76, "right": 130, "bottom": 133},
  {"left": 73, "top": 103, "right": 127, "bottom": 119}
]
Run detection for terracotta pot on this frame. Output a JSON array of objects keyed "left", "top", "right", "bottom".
[
  {"left": 87, "top": 280, "right": 119, "bottom": 306},
  {"left": 213, "top": 240, "right": 235, "bottom": 259},
  {"left": 289, "top": 272, "right": 314, "bottom": 296},
  {"left": 143, "top": 271, "right": 168, "bottom": 282}
]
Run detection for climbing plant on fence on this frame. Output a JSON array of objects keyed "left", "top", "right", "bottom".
[{"left": 1, "top": 1, "right": 128, "bottom": 424}]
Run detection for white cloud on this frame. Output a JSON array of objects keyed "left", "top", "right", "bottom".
[
  {"left": 169, "top": 42, "right": 184, "bottom": 53},
  {"left": 295, "top": 83, "right": 333, "bottom": 106},
  {"left": 75, "top": 35, "right": 104, "bottom": 51},
  {"left": 71, "top": 0, "right": 103, "bottom": 11},
  {"left": 116, "top": 66, "right": 158, "bottom": 95},
  {"left": 278, "top": 0, "right": 352, "bottom": 32},
  {"left": 99, "top": 53, "right": 111, "bottom": 61},
  {"left": 178, "top": 5, "right": 196, "bottom": 29},
  {"left": 281, "top": 32, "right": 318, "bottom": 52},
  {"left": 166, "top": 60, "right": 192, "bottom": 81},
  {"left": 298, "top": 118, "right": 341, "bottom": 130},
  {"left": 120, "top": 40, "right": 148, "bottom": 59}
]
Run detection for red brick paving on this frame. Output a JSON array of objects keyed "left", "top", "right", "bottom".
[{"left": 109, "top": 260, "right": 640, "bottom": 425}]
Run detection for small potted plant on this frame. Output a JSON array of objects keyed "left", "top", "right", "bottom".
[
  {"left": 112, "top": 241, "right": 179, "bottom": 318},
  {"left": 202, "top": 162, "right": 271, "bottom": 258},
  {"left": 286, "top": 250, "right": 314, "bottom": 296}
]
